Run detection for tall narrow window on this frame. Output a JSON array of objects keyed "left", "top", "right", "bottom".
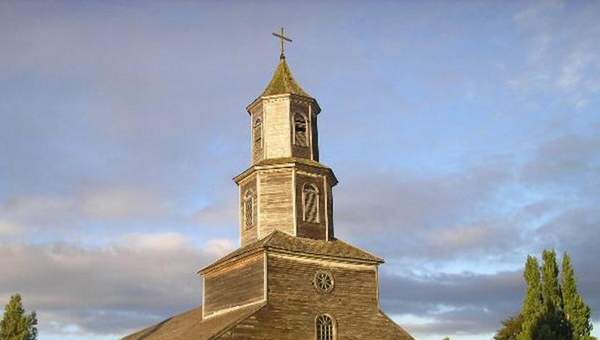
[
  {"left": 294, "top": 113, "right": 308, "bottom": 147},
  {"left": 253, "top": 118, "right": 262, "bottom": 149},
  {"left": 303, "top": 183, "right": 319, "bottom": 223},
  {"left": 243, "top": 190, "right": 255, "bottom": 229},
  {"left": 316, "top": 314, "right": 335, "bottom": 340}
]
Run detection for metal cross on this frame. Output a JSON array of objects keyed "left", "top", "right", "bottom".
[{"left": 272, "top": 27, "right": 292, "bottom": 58}]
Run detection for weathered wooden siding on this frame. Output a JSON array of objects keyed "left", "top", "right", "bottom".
[
  {"left": 203, "top": 253, "right": 264, "bottom": 317},
  {"left": 257, "top": 168, "right": 294, "bottom": 237},
  {"left": 217, "top": 254, "right": 411, "bottom": 339},
  {"left": 311, "top": 111, "right": 320, "bottom": 162},
  {"left": 263, "top": 97, "right": 291, "bottom": 159},
  {"left": 295, "top": 173, "right": 327, "bottom": 240},
  {"left": 326, "top": 181, "right": 334, "bottom": 239},
  {"left": 239, "top": 174, "right": 258, "bottom": 246},
  {"left": 250, "top": 105, "right": 263, "bottom": 164},
  {"left": 290, "top": 99, "right": 312, "bottom": 160}
]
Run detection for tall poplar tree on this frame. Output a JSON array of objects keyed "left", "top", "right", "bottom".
[
  {"left": 536, "top": 249, "right": 571, "bottom": 339},
  {"left": 0, "top": 294, "right": 37, "bottom": 340},
  {"left": 517, "top": 256, "right": 543, "bottom": 340},
  {"left": 562, "top": 253, "right": 594, "bottom": 340},
  {"left": 542, "top": 250, "right": 562, "bottom": 311},
  {"left": 510, "top": 250, "right": 595, "bottom": 340}
]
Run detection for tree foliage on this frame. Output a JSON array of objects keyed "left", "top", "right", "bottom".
[
  {"left": 494, "top": 313, "right": 523, "bottom": 340},
  {"left": 517, "top": 256, "right": 543, "bottom": 340},
  {"left": 535, "top": 249, "right": 571, "bottom": 340},
  {"left": 0, "top": 294, "right": 37, "bottom": 340},
  {"left": 498, "top": 250, "right": 596, "bottom": 340},
  {"left": 562, "top": 253, "right": 594, "bottom": 340}
]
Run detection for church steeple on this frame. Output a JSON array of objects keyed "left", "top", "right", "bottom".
[
  {"left": 124, "top": 30, "right": 414, "bottom": 340},
  {"left": 246, "top": 41, "right": 321, "bottom": 164},
  {"left": 235, "top": 31, "right": 335, "bottom": 246}
]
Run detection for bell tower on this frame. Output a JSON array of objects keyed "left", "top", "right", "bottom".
[{"left": 235, "top": 29, "right": 336, "bottom": 246}]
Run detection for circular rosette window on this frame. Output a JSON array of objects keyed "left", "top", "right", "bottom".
[{"left": 313, "top": 270, "right": 334, "bottom": 294}]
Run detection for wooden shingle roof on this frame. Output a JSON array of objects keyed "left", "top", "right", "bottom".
[
  {"left": 122, "top": 302, "right": 266, "bottom": 340},
  {"left": 200, "top": 230, "right": 383, "bottom": 274},
  {"left": 260, "top": 57, "right": 311, "bottom": 98}
]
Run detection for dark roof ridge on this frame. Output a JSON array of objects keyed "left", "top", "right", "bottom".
[
  {"left": 264, "top": 231, "right": 383, "bottom": 263},
  {"left": 122, "top": 302, "right": 267, "bottom": 340},
  {"left": 208, "top": 303, "right": 268, "bottom": 339},
  {"left": 199, "top": 230, "right": 383, "bottom": 274},
  {"left": 198, "top": 231, "right": 278, "bottom": 273}
]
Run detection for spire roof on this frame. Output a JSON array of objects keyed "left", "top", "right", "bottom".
[{"left": 260, "top": 56, "right": 312, "bottom": 98}]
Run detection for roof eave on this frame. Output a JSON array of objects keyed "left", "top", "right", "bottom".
[
  {"left": 267, "top": 247, "right": 384, "bottom": 265},
  {"left": 246, "top": 93, "right": 320, "bottom": 115},
  {"left": 233, "top": 158, "right": 338, "bottom": 186},
  {"left": 198, "top": 247, "right": 266, "bottom": 275}
]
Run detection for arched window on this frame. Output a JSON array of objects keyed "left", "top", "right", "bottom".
[
  {"left": 303, "top": 183, "right": 319, "bottom": 223},
  {"left": 243, "top": 190, "right": 255, "bottom": 229},
  {"left": 294, "top": 113, "right": 308, "bottom": 147},
  {"left": 316, "top": 314, "right": 335, "bottom": 340},
  {"left": 253, "top": 118, "right": 262, "bottom": 149}
]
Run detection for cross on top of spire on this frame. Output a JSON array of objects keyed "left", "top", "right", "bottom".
[{"left": 272, "top": 27, "right": 292, "bottom": 59}]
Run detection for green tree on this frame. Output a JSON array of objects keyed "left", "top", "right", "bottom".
[
  {"left": 562, "top": 253, "right": 594, "bottom": 340},
  {"left": 494, "top": 313, "right": 523, "bottom": 340},
  {"left": 536, "top": 249, "right": 571, "bottom": 340},
  {"left": 517, "top": 256, "right": 543, "bottom": 340},
  {"left": 0, "top": 294, "right": 37, "bottom": 340},
  {"left": 541, "top": 250, "right": 562, "bottom": 311},
  {"left": 513, "top": 250, "right": 595, "bottom": 340}
]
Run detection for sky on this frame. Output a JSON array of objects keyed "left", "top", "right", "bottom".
[{"left": 0, "top": 0, "right": 599, "bottom": 339}]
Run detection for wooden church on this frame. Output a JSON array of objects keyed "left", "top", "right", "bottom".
[{"left": 124, "top": 30, "right": 414, "bottom": 340}]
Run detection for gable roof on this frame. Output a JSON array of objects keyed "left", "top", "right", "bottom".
[
  {"left": 200, "top": 230, "right": 383, "bottom": 274},
  {"left": 260, "top": 57, "right": 311, "bottom": 98},
  {"left": 121, "top": 302, "right": 266, "bottom": 340}
]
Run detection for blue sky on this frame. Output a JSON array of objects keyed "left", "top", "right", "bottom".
[{"left": 1, "top": 1, "right": 599, "bottom": 339}]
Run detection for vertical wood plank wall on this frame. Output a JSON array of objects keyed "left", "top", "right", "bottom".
[{"left": 258, "top": 169, "right": 294, "bottom": 237}]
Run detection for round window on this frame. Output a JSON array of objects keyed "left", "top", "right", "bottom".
[{"left": 313, "top": 270, "right": 334, "bottom": 294}]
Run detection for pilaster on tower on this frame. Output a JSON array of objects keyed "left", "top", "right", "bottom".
[{"left": 235, "top": 54, "right": 336, "bottom": 246}]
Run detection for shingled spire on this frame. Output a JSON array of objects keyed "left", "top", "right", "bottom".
[{"left": 260, "top": 57, "right": 312, "bottom": 98}]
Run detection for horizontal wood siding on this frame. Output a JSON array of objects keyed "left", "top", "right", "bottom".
[
  {"left": 203, "top": 253, "right": 264, "bottom": 317},
  {"left": 218, "top": 254, "right": 411, "bottom": 339}
]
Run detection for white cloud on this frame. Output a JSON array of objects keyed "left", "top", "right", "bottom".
[
  {"left": 119, "top": 232, "right": 191, "bottom": 252},
  {"left": 204, "top": 238, "right": 236, "bottom": 256},
  {"left": 0, "top": 185, "right": 173, "bottom": 239},
  {"left": 80, "top": 186, "right": 171, "bottom": 221},
  {"left": 0, "top": 234, "right": 232, "bottom": 337},
  {"left": 0, "top": 219, "right": 22, "bottom": 236}
]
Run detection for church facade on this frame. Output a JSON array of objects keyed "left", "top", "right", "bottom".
[{"left": 124, "top": 36, "right": 413, "bottom": 340}]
